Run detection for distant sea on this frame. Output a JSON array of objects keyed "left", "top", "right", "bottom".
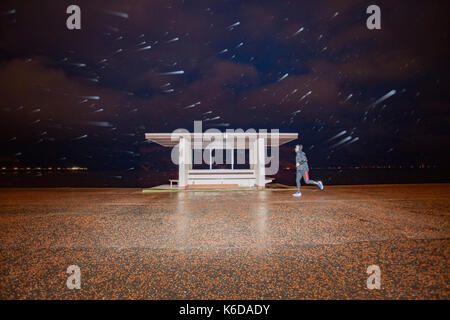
[{"left": 1, "top": 168, "right": 449, "bottom": 188}]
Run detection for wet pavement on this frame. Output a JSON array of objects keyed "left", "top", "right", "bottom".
[{"left": 0, "top": 184, "right": 449, "bottom": 299}]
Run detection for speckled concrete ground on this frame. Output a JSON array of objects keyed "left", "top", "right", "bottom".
[{"left": 0, "top": 184, "right": 449, "bottom": 299}]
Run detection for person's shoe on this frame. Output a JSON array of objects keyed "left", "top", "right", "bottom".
[
  {"left": 318, "top": 181, "right": 324, "bottom": 190},
  {"left": 292, "top": 192, "right": 302, "bottom": 197}
]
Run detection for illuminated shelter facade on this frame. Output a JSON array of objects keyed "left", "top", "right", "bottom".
[{"left": 145, "top": 132, "right": 298, "bottom": 189}]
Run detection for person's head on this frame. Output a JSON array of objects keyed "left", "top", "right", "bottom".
[{"left": 295, "top": 144, "right": 303, "bottom": 152}]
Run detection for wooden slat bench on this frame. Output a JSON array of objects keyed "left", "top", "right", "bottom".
[
  {"left": 188, "top": 169, "right": 256, "bottom": 188},
  {"left": 169, "top": 179, "right": 178, "bottom": 189}
]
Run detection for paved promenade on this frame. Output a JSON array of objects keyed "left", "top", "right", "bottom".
[{"left": 0, "top": 184, "right": 448, "bottom": 299}]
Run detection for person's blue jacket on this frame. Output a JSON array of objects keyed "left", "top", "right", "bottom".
[{"left": 296, "top": 151, "right": 309, "bottom": 172}]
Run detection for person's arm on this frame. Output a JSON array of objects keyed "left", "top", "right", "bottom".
[
  {"left": 296, "top": 153, "right": 300, "bottom": 167},
  {"left": 302, "top": 153, "right": 308, "bottom": 165},
  {"left": 298, "top": 152, "right": 307, "bottom": 166}
]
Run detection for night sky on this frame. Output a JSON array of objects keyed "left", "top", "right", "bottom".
[{"left": 0, "top": 0, "right": 449, "bottom": 174}]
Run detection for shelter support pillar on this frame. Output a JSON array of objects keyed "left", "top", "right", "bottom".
[
  {"left": 253, "top": 137, "right": 266, "bottom": 189},
  {"left": 249, "top": 142, "right": 255, "bottom": 170},
  {"left": 178, "top": 137, "right": 191, "bottom": 189}
]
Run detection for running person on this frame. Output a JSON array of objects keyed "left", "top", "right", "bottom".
[{"left": 293, "top": 144, "right": 323, "bottom": 197}]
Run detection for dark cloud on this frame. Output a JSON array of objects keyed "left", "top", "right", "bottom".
[{"left": 0, "top": 0, "right": 449, "bottom": 170}]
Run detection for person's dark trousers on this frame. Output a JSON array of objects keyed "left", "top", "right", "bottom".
[{"left": 296, "top": 170, "right": 319, "bottom": 191}]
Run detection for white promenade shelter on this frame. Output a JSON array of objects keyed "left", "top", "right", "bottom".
[{"left": 145, "top": 131, "right": 298, "bottom": 189}]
